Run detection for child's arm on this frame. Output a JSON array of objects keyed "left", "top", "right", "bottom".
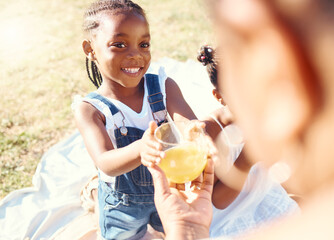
[
  {"left": 165, "top": 78, "right": 197, "bottom": 121},
  {"left": 211, "top": 148, "right": 252, "bottom": 209},
  {"left": 202, "top": 111, "right": 251, "bottom": 209},
  {"left": 74, "top": 102, "right": 162, "bottom": 176},
  {"left": 201, "top": 107, "right": 233, "bottom": 141}
]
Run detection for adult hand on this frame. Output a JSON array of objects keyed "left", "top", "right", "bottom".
[{"left": 148, "top": 156, "right": 214, "bottom": 240}]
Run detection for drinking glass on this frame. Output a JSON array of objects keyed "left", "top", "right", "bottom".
[{"left": 154, "top": 120, "right": 208, "bottom": 184}]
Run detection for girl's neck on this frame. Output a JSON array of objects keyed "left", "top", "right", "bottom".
[
  {"left": 97, "top": 78, "right": 145, "bottom": 113},
  {"left": 97, "top": 78, "right": 144, "bottom": 99}
]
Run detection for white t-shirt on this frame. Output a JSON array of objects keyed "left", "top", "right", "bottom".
[{"left": 82, "top": 67, "right": 168, "bottom": 182}]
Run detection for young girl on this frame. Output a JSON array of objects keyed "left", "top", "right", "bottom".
[
  {"left": 74, "top": 1, "right": 197, "bottom": 239},
  {"left": 198, "top": 45, "right": 249, "bottom": 209}
]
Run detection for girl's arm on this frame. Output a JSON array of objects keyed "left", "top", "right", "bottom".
[
  {"left": 201, "top": 107, "right": 233, "bottom": 141},
  {"left": 165, "top": 77, "right": 197, "bottom": 121},
  {"left": 74, "top": 101, "right": 161, "bottom": 176},
  {"left": 201, "top": 108, "right": 251, "bottom": 209}
]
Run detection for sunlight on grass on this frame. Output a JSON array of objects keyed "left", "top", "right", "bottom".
[
  {"left": 0, "top": 19, "right": 32, "bottom": 61},
  {"left": 0, "top": 2, "right": 45, "bottom": 68},
  {"left": 0, "top": 0, "right": 214, "bottom": 199}
]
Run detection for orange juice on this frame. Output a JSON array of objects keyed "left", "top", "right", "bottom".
[{"left": 159, "top": 143, "right": 207, "bottom": 183}]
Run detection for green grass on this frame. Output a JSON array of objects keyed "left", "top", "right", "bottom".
[{"left": 0, "top": 0, "right": 213, "bottom": 199}]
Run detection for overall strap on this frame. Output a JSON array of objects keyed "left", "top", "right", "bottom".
[
  {"left": 85, "top": 92, "right": 119, "bottom": 115},
  {"left": 146, "top": 74, "right": 166, "bottom": 113}
]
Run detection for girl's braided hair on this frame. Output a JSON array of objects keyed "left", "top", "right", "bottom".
[
  {"left": 83, "top": 0, "right": 146, "bottom": 88},
  {"left": 197, "top": 45, "right": 218, "bottom": 88}
]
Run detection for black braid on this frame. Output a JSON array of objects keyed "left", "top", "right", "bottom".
[
  {"left": 83, "top": 0, "right": 146, "bottom": 33},
  {"left": 85, "top": 57, "right": 102, "bottom": 88},
  {"left": 197, "top": 45, "right": 218, "bottom": 87},
  {"left": 83, "top": 0, "right": 146, "bottom": 88},
  {"left": 91, "top": 60, "right": 103, "bottom": 87}
]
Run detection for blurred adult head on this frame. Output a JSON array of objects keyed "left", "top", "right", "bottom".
[{"left": 210, "top": 0, "right": 334, "bottom": 196}]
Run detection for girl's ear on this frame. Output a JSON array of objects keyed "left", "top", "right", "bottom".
[
  {"left": 82, "top": 39, "right": 96, "bottom": 61},
  {"left": 212, "top": 89, "right": 226, "bottom": 106}
]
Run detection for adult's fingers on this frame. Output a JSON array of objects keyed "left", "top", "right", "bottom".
[
  {"left": 201, "top": 157, "right": 214, "bottom": 194},
  {"left": 148, "top": 165, "right": 171, "bottom": 199},
  {"left": 191, "top": 173, "right": 203, "bottom": 190}
]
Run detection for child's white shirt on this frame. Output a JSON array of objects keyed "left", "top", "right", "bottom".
[{"left": 79, "top": 67, "right": 168, "bottom": 183}]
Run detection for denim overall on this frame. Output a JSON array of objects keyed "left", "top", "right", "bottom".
[{"left": 85, "top": 74, "right": 166, "bottom": 240}]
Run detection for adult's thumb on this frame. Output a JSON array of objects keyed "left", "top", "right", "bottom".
[{"left": 148, "top": 165, "right": 170, "bottom": 198}]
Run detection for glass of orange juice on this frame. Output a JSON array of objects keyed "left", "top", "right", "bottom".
[{"left": 154, "top": 120, "right": 208, "bottom": 184}]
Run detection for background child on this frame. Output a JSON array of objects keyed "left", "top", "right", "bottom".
[
  {"left": 198, "top": 45, "right": 250, "bottom": 209},
  {"left": 197, "top": 45, "right": 299, "bottom": 238},
  {"left": 74, "top": 1, "right": 197, "bottom": 239}
]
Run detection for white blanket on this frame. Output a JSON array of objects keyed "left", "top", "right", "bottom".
[{"left": 0, "top": 58, "right": 220, "bottom": 240}]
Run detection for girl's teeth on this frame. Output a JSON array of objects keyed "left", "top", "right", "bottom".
[{"left": 123, "top": 68, "right": 140, "bottom": 73}]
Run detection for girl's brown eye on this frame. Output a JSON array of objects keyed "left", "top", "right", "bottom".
[
  {"left": 141, "top": 42, "right": 150, "bottom": 48},
  {"left": 112, "top": 42, "right": 126, "bottom": 48}
]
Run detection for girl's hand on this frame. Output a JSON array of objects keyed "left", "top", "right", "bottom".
[
  {"left": 140, "top": 121, "right": 165, "bottom": 167},
  {"left": 184, "top": 120, "right": 206, "bottom": 141}
]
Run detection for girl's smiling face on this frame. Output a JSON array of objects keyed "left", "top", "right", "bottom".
[{"left": 91, "top": 11, "right": 151, "bottom": 88}]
